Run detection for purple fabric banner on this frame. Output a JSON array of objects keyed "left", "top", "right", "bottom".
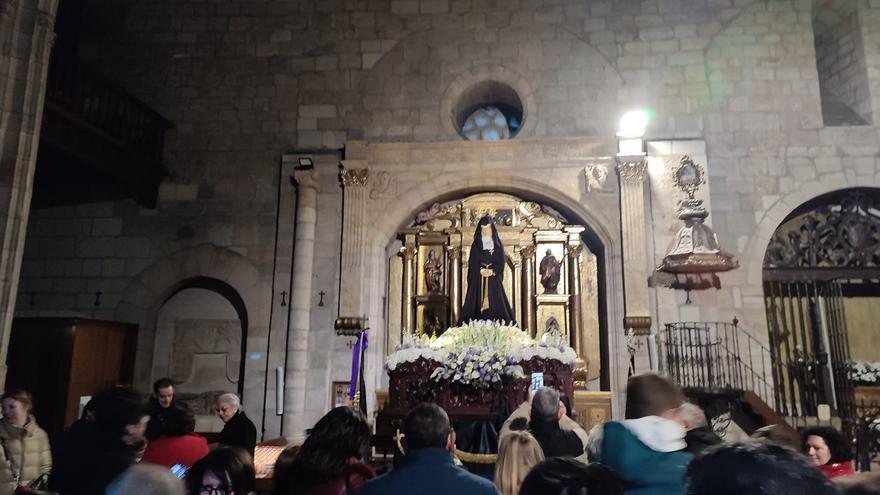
[{"left": 349, "top": 331, "right": 368, "bottom": 400}]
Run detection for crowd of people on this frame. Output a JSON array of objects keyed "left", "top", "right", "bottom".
[{"left": 0, "top": 373, "right": 874, "bottom": 494}]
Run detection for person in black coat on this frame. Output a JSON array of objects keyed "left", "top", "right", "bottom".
[
  {"left": 216, "top": 393, "right": 257, "bottom": 456},
  {"left": 500, "top": 387, "right": 587, "bottom": 461},
  {"left": 50, "top": 387, "right": 149, "bottom": 495},
  {"left": 360, "top": 403, "right": 499, "bottom": 495}
]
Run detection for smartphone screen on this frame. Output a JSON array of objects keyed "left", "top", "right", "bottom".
[
  {"left": 170, "top": 464, "right": 188, "bottom": 479},
  {"left": 530, "top": 372, "right": 544, "bottom": 395}
]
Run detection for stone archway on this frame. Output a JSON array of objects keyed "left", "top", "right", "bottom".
[
  {"left": 759, "top": 188, "right": 880, "bottom": 430},
  {"left": 114, "top": 244, "right": 267, "bottom": 418},
  {"left": 153, "top": 277, "right": 249, "bottom": 398},
  {"left": 384, "top": 190, "right": 612, "bottom": 390}
]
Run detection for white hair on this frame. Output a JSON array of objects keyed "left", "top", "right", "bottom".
[
  {"left": 676, "top": 402, "right": 708, "bottom": 429},
  {"left": 217, "top": 392, "right": 241, "bottom": 409},
  {"left": 107, "top": 464, "right": 185, "bottom": 495}
]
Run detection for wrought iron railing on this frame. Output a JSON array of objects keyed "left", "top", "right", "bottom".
[
  {"left": 856, "top": 401, "right": 880, "bottom": 471},
  {"left": 659, "top": 320, "right": 777, "bottom": 412}
]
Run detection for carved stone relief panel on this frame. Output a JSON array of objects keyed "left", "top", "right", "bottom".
[{"left": 170, "top": 319, "right": 241, "bottom": 393}]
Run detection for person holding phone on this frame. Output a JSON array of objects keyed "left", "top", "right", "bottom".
[{"left": 500, "top": 387, "right": 587, "bottom": 461}]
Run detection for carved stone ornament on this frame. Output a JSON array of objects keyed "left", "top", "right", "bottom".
[
  {"left": 340, "top": 168, "right": 368, "bottom": 187},
  {"left": 584, "top": 163, "right": 610, "bottom": 192},
  {"left": 764, "top": 191, "right": 880, "bottom": 269},
  {"left": 615, "top": 160, "right": 648, "bottom": 182},
  {"left": 369, "top": 171, "right": 396, "bottom": 198}
]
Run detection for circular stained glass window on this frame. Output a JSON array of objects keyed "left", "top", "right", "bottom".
[
  {"left": 454, "top": 81, "right": 524, "bottom": 141},
  {"left": 463, "top": 106, "right": 512, "bottom": 141}
]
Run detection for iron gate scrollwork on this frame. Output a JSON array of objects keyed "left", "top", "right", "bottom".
[{"left": 762, "top": 190, "right": 880, "bottom": 435}]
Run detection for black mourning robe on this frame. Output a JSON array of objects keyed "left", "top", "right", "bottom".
[{"left": 458, "top": 217, "right": 516, "bottom": 324}]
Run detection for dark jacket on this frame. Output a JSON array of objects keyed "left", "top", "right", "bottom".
[
  {"left": 684, "top": 426, "right": 722, "bottom": 456},
  {"left": 359, "top": 448, "right": 499, "bottom": 495},
  {"left": 529, "top": 418, "right": 585, "bottom": 459},
  {"left": 145, "top": 399, "right": 190, "bottom": 441},
  {"left": 49, "top": 419, "right": 137, "bottom": 495},
  {"left": 598, "top": 421, "right": 692, "bottom": 495},
  {"left": 292, "top": 462, "right": 376, "bottom": 495},
  {"left": 500, "top": 401, "right": 588, "bottom": 462},
  {"left": 219, "top": 411, "right": 257, "bottom": 456}
]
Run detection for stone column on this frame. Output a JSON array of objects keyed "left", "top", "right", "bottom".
[
  {"left": 282, "top": 169, "right": 319, "bottom": 441},
  {"left": 616, "top": 160, "right": 652, "bottom": 336},
  {"left": 447, "top": 245, "right": 461, "bottom": 325},
  {"left": 338, "top": 165, "right": 369, "bottom": 316},
  {"left": 567, "top": 243, "right": 584, "bottom": 356},
  {"left": 520, "top": 245, "right": 536, "bottom": 337},
  {"left": 0, "top": 0, "right": 58, "bottom": 387},
  {"left": 400, "top": 243, "right": 416, "bottom": 335}
]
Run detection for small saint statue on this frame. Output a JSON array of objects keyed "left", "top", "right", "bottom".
[
  {"left": 458, "top": 215, "right": 516, "bottom": 324},
  {"left": 424, "top": 249, "right": 442, "bottom": 293},
  {"left": 539, "top": 249, "right": 562, "bottom": 293}
]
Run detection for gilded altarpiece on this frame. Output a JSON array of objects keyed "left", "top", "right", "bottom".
[{"left": 389, "top": 193, "right": 601, "bottom": 384}]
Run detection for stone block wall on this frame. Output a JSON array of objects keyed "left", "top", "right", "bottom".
[
  {"left": 11, "top": 0, "right": 880, "bottom": 429},
  {"left": 813, "top": 0, "right": 872, "bottom": 124}
]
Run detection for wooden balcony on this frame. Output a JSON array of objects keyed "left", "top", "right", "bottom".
[{"left": 36, "top": 49, "right": 172, "bottom": 208}]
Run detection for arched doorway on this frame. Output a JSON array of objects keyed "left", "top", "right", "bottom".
[
  {"left": 384, "top": 192, "right": 609, "bottom": 389},
  {"left": 762, "top": 188, "right": 880, "bottom": 428},
  {"left": 152, "top": 277, "right": 249, "bottom": 400}
]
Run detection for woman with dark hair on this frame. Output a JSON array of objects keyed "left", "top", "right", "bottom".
[
  {"left": 142, "top": 404, "right": 209, "bottom": 469},
  {"left": 803, "top": 426, "right": 855, "bottom": 479},
  {"left": 186, "top": 447, "right": 255, "bottom": 495},
  {"left": 687, "top": 442, "right": 838, "bottom": 495},
  {"left": 272, "top": 406, "right": 374, "bottom": 495},
  {"left": 519, "top": 458, "right": 623, "bottom": 495}
]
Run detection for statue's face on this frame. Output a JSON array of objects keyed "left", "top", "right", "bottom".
[{"left": 481, "top": 224, "right": 492, "bottom": 236}]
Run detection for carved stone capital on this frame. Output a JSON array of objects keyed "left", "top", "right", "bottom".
[
  {"left": 293, "top": 169, "right": 319, "bottom": 190},
  {"left": 567, "top": 244, "right": 583, "bottom": 259},
  {"left": 401, "top": 245, "right": 417, "bottom": 261},
  {"left": 340, "top": 168, "right": 369, "bottom": 187},
  {"left": 520, "top": 244, "right": 537, "bottom": 260},
  {"left": 616, "top": 160, "right": 648, "bottom": 182},
  {"left": 446, "top": 245, "right": 461, "bottom": 260}
]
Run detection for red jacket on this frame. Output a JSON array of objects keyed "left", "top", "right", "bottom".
[
  {"left": 818, "top": 461, "right": 855, "bottom": 479},
  {"left": 141, "top": 433, "right": 209, "bottom": 469}
]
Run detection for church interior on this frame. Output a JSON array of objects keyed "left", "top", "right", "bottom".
[{"left": 4, "top": 0, "right": 880, "bottom": 482}]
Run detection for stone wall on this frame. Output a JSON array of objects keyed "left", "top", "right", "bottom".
[
  {"left": 10, "top": 0, "right": 880, "bottom": 432},
  {"left": 813, "top": 0, "right": 872, "bottom": 124}
]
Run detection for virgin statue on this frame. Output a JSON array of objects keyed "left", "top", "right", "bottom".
[{"left": 458, "top": 215, "right": 516, "bottom": 324}]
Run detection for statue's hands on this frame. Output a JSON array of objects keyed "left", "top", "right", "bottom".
[{"left": 480, "top": 268, "right": 494, "bottom": 277}]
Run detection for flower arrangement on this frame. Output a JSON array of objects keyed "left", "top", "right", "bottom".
[
  {"left": 850, "top": 360, "right": 880, "bottom": 385},
  {"left": 386, "top": 319, "right": 577, "bottom": 388}
]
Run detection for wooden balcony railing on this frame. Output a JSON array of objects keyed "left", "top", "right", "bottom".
[{"left": 40, "top": 48, "right": 172, "bottom": 207}]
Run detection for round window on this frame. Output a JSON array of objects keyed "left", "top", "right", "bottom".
[{"left": 454, "top": 81, "right": 524, "bottom": 141}]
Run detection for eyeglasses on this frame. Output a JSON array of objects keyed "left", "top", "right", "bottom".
[{"left": 199, "top": 486, "right": 227, "bottom": 495}]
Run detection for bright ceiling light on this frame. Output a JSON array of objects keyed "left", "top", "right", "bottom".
[{"left": 618, "top": 110, "right": 649, "bottom": 138}]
